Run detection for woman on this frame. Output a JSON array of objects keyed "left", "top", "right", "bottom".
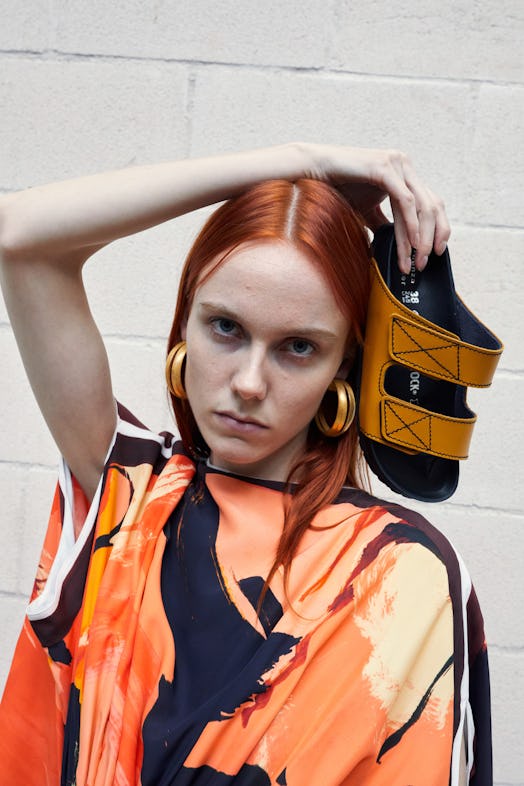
[{"left": 0, "top": 143, "right": 489, "bottom": 785}]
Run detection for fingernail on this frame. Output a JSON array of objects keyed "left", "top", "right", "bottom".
[
  {"left": 439, "top": 243, "right": 447, "bottom": 256},
  {"left": 420, "top": 255, "right": 428, "bottom": 269}
]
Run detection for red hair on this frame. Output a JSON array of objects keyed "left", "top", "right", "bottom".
[{"left": 168, "top": 179, "right": 371, "bottom": 591}]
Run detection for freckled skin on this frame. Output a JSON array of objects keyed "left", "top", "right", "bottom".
[{"left": 182, "top": 240, "right": 350, "bottom": 481}]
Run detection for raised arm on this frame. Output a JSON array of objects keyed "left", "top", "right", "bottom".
[
  {"left": 0, "top": 143, "right": 448, "bottom": 501},
  {"left": 0, "top": 145, "right": 308, "bottom": 501}
]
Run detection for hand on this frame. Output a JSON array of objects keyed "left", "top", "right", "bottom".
[{"left": 302, "top": 144, "right": 450, "bottom": 274}]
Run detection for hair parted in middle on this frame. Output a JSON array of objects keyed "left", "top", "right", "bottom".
[{"left": 167, "top": 178, "right": 371, "bottom": 589}]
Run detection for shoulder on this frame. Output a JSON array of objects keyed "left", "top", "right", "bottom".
[
  {"left": 322, "top": 486, "right": 470, "bottom": 611},
  {"left": 335, "top": 486, "right": 462, "bottom": 561}
]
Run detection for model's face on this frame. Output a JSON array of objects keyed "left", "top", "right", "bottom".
[{"left": 182, "top": 240, "right": 350, "bottom": 481}]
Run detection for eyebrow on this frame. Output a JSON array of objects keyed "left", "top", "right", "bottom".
[{"left": 198, "top": 301, "right": 340, "bottom": 340}]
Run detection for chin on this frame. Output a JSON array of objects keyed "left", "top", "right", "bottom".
[
  {"left": 208, "top": 443, "right": 267, "bottom": 474},
  {"left": 210, "top": 449, "right": 264, "bottom": 471}
]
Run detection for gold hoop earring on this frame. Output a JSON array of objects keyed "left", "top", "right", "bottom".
[
  {"left": 315, "top": 379, "right": 356, "bottom": 437},
  {"left": 165, "top": 341, "right": 187, "bottom": 399}
]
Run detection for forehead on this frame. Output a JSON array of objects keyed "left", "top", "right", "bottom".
[{"left": 193, "top": 240, "right": 348, "bottom": 335}]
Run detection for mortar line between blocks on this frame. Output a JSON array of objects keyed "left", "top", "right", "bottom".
[{"left": 0, "top": 49, "right": 521, "bottom": 89}]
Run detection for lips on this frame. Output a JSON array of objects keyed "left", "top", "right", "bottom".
[{"left": 215, "top": 411, "right": 268, "bottom": 433}]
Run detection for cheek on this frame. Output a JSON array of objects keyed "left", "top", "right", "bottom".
[
  {"left": 276, "top": 377, "right": 327, "bottom": 421},
  {"left": 183, "top": 340, "right": 202, "bottom": 404},
  {"left": 184, "top": 343, "right": 225, "bottom": 404}
]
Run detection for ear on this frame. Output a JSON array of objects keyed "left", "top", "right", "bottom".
[
  {"left": 336, "top": 356, "right": 352, "bottom": 380},
  {"left": 180, "top": 316, "right": 188, "bottom": 341},
  {"left": 336, "top": 343, "right": 358, "bottom": 379}
]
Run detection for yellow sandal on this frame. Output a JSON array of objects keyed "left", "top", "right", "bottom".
[{"left": 357, "top": 224, "right": 503, "bottom": 502}]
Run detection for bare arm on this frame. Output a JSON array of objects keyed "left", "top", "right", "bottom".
[
  {"left": 0, "top": 143, "right": 448, "bottom": 502},
  {"left": 0, "top": 145, "right": 310, "bottom": 501}
]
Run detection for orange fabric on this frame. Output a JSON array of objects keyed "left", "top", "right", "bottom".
[
  {"left": 0, "top": 411, "right": 490, "bottom": 785},
  {"left": 1, "top": 450, "right": 195, "bottom": 786}
]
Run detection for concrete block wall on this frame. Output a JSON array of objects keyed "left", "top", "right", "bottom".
[{"left": 0, "top": 2, "right": 522, "bottom": 782}]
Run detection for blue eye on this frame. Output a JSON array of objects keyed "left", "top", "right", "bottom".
[
  {"left": 211, "top": 317, "right": 240, "bottom": 338},
  {"left": 216, "top": 318, "right": 236, "bottom": 333},
  {"left": 287, "top": 339, "right": 314, "bottom": 357}
]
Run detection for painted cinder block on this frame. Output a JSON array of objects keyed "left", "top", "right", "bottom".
[
  {"left": 465, "top": 84, "right": 524, "bottom": 228},
  {"left": 18, "top": 467, "right": 57, "bottom": 597},
  {"left": 52, "top": 0, "right": 330, "bottom": 69},
  {"left": 0, "top": 285, "right": 8, "bottom": 323},
  {"left": 0, "top": 466, "right": 25, "bottom": 595},
  {"left": 0, "top": 468, "right": 55, "bottom": 698},
  {"left": 0, "top": 595, "right": 30, "bottom": 700},
  {"left": 0, "top": 59, "right": 190, "bottom": 191},
  {"left": 327, "top": 0, "right": 523, "bottom": 83},
  {"left": 0, "top": 1, "right": 50, "bottom": 52},
  {"left": 489, "top": 649, "right": 524, "bottom": 783},
  {"left": 105, "top": 336, "right": 175, "bottom": 434},
  {"left": 0, "top": 329, "right": 57, "bottom": 466}
]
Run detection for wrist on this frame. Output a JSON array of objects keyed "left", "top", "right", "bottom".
[
  {"left": 244, "top": 141, "right": 311, "bottom": 185},
  {"left": 285, "top": 141, "right": 318, "bottom": 180},
  {"left": 293, "top": 142, "right": 328, "bottom": 181}
]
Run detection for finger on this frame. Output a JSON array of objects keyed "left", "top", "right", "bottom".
[
  {"left": 390, "top": 202, "right": 414, "bottom": 274},
  {"left": 414, "top": 202, "right": 437, "bottom": 270},
  {"left": 371, "top": 153, "right": 419, "bottom": 271},
  {"left": 340, "top": 149, "right": 447, "bottom": 273},
  {"left": 408, "top": 191, "right": 450, "bottom": 269},
  {"left": 426, "top": 187, "right": 451, "bottom": 256},
  {"left": 396, "top": 159, "right": 447, "bottom": 269}
]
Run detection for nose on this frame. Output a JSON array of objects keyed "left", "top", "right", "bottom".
[{"left": 231, "top": 346, "right": 268, "bottom": 401}]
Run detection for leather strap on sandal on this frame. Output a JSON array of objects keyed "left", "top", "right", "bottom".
[
  {"left": 380, "top": 397, "right": 475, "bottom": 460},
  {"left": 390, "top": 314, "right": 501, "bottom": 388},
  {"left": 359, "top": 258, "right": 503, "bottom": 460}
]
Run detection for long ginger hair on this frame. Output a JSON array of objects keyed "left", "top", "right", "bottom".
[{"left": 167, "top": 179, "right": 371, "bottom": 590}]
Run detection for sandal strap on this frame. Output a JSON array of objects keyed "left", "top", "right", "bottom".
[
  {"left": 380, "top": 397, "right": 475, "bottom": 460},
  {"left": 358, "top": 257, "right": 503, "bottom": 463},
  {"left": 390, "top": 314, "right": 502, "bottom": 387}
]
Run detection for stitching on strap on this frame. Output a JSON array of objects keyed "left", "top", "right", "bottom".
[
  {"left": 392, "top": 317, "right": 461, "bottom": 380},
  {"left": 384, "top": 401, "right": 431, "bottom": 450}
]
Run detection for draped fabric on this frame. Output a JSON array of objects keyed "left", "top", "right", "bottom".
[{"left": 0, "top": 404, "right": 492, "bottom": 786}]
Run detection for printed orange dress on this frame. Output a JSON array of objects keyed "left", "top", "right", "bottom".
[{"left": 0, "top": 404, "right": 492, "bottom": 786}]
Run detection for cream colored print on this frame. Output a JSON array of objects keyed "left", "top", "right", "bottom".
[{"left": 354, "top": 542, "right": 454, "bottom": 730}]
